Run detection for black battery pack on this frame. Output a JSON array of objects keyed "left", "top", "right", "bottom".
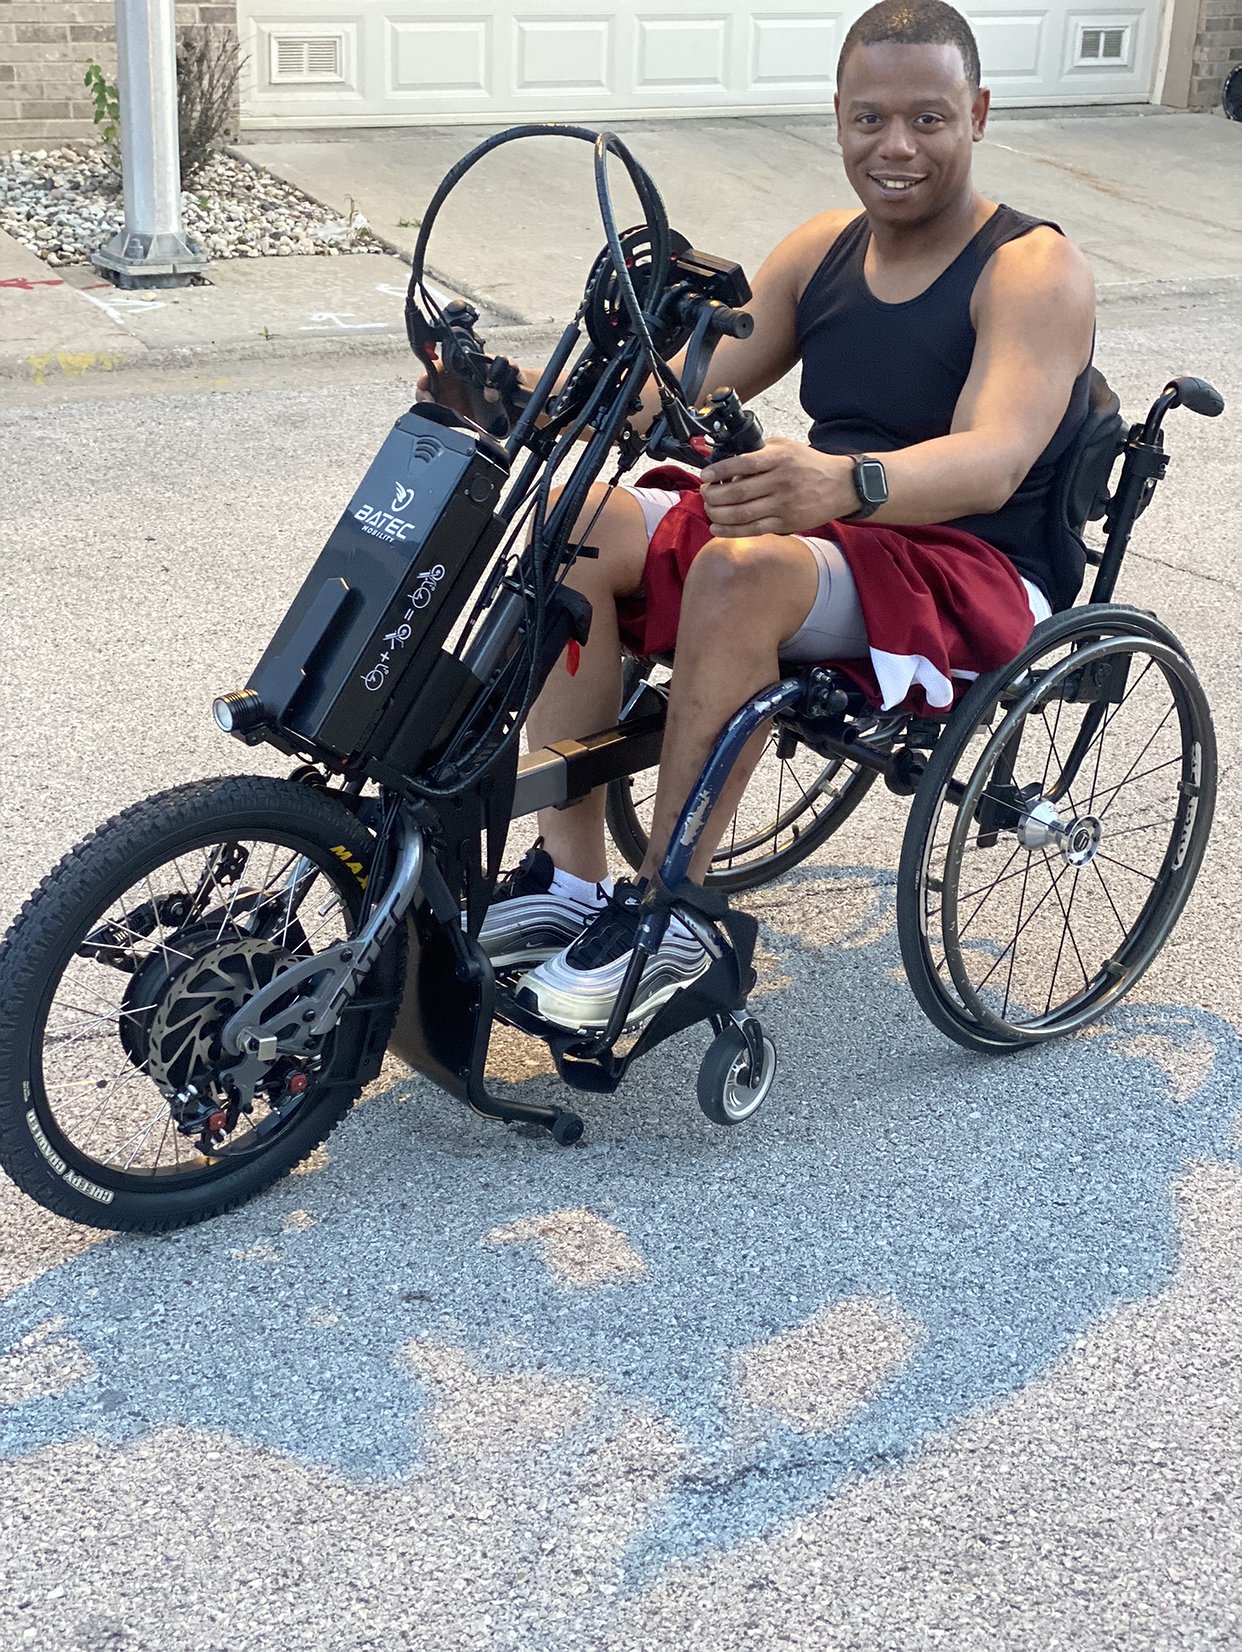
[{"left": 243, "top": 405, "right": 509, "bottom": 766}]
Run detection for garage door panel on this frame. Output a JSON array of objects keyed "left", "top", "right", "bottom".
[
  {"left": 1057, "top": 7, "right": 1149, "bottom": 92},
  {"left": 635, "top": 16, "right": 731, "bottom": 93},
  {"left": 514, "top": 17, "right": 614, "bottom": 93},
  {"left": 239, "top": 0, "right": 1159, "bottom": 123},
  {"left": 387, "top": 17, "right": 491, "bottom": 97},
  {"left": 748, "top": 14, "right": 840, "bottom": 92},
  {"left": 972, "top": 12, "right": 1046, "bottom": 84}
]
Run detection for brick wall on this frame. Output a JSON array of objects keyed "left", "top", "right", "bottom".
[
  {"left": 0, "top": 1, "right": 239, "bottom": 148},
  {"left": 1189, "top": 0, "right": 1242, "bottom": 107}
]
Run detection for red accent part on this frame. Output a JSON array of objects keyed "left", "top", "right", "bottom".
[
  {"left": 287, "top": 1072, "right": 310, "bottom": 1096},
  {"left": 689, "top": 436, "right": 711, "bottom": 458},
  {"left": 565, "top": 640, "right": 581, "bottom": 676},
  {"left": 207, "top": 1110, "right": 228, "bottom": 1132}
]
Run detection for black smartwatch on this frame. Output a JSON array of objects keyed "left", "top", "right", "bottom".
[{"left": 843, "top": 454, "right": 888, "bottom": 520}]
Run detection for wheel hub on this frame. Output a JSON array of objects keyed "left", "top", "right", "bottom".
[
  {"left": 1015, "top": 796, "right": 1104, "bottom": 866},
  {"left": 123, "top": 929, "right": 295, "bottom": 1097},
  {"left": 1061, "top": 814, "right": 1103, "bottom": 867}
]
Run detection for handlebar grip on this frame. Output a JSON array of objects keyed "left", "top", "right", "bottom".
[
  {"left": 708, "top": 302, "right": 754, "bottom": 340},
  {"left": 436, "top": 301, "right": 522, "bottom": 440},
  {"left": 1167, "top": 376, "right": 1225, "bottom": 418}
]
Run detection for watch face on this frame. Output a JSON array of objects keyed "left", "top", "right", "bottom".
[{"left": 857, "top": 458, "right": 887, "bottom": 504}]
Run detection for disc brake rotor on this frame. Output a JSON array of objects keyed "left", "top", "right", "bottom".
[{"left": 123, "top": 930, "right": 297, "bottom": 1097}]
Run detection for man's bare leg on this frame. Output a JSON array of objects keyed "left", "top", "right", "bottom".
[
  {"left": 636, "top": 533, "right": 820, "bottom": 886},
  {"left": 523, "top": 486, "right": 650, "bottom": 882}
]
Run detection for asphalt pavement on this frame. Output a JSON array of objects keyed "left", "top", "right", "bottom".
[{"left": 0, "top": 106, "right": 1240, "bottom": 1651}]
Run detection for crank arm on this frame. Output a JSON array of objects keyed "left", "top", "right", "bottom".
[{"left": 218, "top": 818, "right": 425, "bottom": 1098}]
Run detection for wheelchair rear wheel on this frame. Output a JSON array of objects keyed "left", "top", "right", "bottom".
[
  {"left": 897, "top": 607, "right": 1215, "bottom": 1050},
  {"left": 606, "top": 663, "right": 877, "bottom": 892}
]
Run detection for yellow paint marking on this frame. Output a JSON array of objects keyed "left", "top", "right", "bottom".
[{"left": 27, "top": 350, "right": 123, "bottom": 386}]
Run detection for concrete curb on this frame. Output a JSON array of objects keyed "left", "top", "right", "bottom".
[
  {"left": 0, "top": 328, "right": 409, "bottom": 386},
  {"left": 0, "top": 316, "right": 565, "bottom": 387}
]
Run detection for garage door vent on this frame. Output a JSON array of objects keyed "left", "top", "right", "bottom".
[
  {"left": 269, "top": 33, "right": 346, "bottom": 84},
  {"left": 1075, "top": 24, "right": 1129, "bottom": 64}
]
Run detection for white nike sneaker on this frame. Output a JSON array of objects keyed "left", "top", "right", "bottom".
[{"left": 515, "top": 880, "right": 710, "bottom": 1030}]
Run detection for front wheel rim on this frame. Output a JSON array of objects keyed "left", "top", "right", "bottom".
[{"left": 29, "top": 826, "right": 364, "bottom": 1191}]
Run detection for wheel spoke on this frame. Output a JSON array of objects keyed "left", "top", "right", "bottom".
[{"left": 22, "top": 810, "right": 373, "bottom": 1191}]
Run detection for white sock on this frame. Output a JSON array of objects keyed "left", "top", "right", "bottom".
[{"left": 549, "top": 866, "right": 613, "bottom": 905}]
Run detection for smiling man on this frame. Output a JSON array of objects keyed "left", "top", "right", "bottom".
[{"left": 466, "top": 0, "right": 1097, "bottom": 1032}]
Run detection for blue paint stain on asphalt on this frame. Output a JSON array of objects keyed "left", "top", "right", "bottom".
[{"left": 2, "top": 900, "right": 1239, "bottom": 1577}]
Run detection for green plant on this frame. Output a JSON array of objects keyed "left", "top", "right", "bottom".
[{"left": 83, "top": 61, "right": 120, "bottom": 166}]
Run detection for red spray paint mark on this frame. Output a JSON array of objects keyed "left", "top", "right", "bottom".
[{"left": 0, "top": 276, "right": 66, "bottom": 291}]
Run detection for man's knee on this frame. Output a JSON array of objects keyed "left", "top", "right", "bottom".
[
  {"left": 550, "top": 482, "right": 648, "bottom": 596},
  {"left": 684, "top": 534, "right": 806, "bottom": 616}
]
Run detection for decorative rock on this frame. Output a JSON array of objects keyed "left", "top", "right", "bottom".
[{"left": 0, "top": 145, "right": 384, "bottom": 267}]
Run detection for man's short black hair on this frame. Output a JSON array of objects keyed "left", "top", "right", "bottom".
[{"left": 836, "top": 0, "right": 983, "bottom": 93}]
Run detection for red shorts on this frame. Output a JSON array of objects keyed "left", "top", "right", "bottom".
[{"left": 614, "top": 467, "right": 1038, "bottom": 716}]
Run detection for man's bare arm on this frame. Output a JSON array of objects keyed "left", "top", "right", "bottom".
[{"left": 701, "top": 227, "right": 1096, "bottom": 535}]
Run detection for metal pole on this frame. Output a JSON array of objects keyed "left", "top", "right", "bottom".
[{"left": 92, "top": 0, "right": 207, "bottom": 287}]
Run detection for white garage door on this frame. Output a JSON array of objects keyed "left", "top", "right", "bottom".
[{"left": 239, "top": 1, "right": 1160, "bottom": 125}]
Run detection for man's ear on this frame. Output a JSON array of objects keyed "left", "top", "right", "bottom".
[{"left": 971, "top": 86, "right": 991, "bottom": 141}]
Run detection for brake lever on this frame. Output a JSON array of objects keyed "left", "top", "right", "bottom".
[{"left": 645, "top": 387, "right": 764, "bottom": 468}]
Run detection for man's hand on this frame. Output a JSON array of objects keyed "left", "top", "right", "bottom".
[
  {"left": 700, "top": 438, "right": 856, "bottom": 537},
  {"left": 415, "top": 354, "right": 531, "bottom": 422}
]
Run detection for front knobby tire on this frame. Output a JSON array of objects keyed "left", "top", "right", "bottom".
[{"left": 0, "top": 775, "right": 405, "bottom": 1232}]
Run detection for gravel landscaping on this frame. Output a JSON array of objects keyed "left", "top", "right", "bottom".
[{"left": 0, "top": 146, "right": 381, "bottom": 268}]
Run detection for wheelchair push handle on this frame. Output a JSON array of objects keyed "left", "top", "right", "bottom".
[
  {"left": 1142, "top": 374, "right": 1226, "bottom": 440},
  {"left": 1166, "top": 375, "right": 1225, "bottom": 418}
]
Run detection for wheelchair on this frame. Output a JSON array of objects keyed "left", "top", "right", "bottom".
[{"left": 0, "top": 126, "right": 1222, "bottom": 1232}]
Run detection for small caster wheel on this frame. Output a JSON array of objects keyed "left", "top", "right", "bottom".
[
  {"left": 550, "top": 1109, "right": 585, "bottom": 1146},
  {"left": 697, "top": 1024, "right": 777, "bottom": 1127}
]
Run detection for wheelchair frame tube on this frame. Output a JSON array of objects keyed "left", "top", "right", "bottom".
[{"left": 657, "top": 678, "right": 804, "bottom": 891}]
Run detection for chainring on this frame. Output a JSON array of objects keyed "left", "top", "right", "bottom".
[{"left": 583, "top": 225, "right": 691, "bottom": 357}]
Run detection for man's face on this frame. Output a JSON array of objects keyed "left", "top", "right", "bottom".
[{"left": 834, "top": 41, "right": 989, "bottom": 228}]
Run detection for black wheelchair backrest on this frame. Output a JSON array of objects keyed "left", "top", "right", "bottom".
[{"left": 1059, "top": 365, "right": 1126, "bottom": 535}]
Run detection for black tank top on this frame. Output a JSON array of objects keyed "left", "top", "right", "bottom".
[{"left": 795, "top": 204, "right": 1091, "bottom": 608}]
